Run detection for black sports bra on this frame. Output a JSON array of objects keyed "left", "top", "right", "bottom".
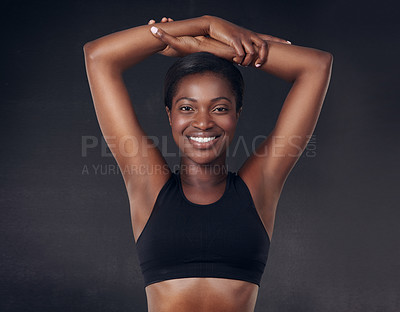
[{"left": 135, "top": 171, "right": 270, "bottom": 287}]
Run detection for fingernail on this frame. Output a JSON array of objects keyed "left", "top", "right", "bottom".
[
  {"left": 151, "top": 26, "right": 159, "bottom": 35},
  {"left": 286, "top": 40, "right": 292, "bottom": 44},
  {"left": 255, "top": 63, "right": 261, "bottom": 68}
]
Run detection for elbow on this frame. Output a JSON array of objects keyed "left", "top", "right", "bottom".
[
  {"left": 317, "top": 51, "right": 333, "bottom": 73},
  {"left": 83, "top": 41, "right": 98, "bottom": 63},
  {"left": 326, "top": 51, "right": 334, "bottom": 64},
  {"left": 83, "top": 40, "right": 109, "bottom": 65},
  {"left": 83, "top": 41, "right": 92, "bottom": 55},
  {"left": 83, "top": 40, "right": 121, "bottom": 71},
  {"left": 297, "top": 51, "right": 333, "bottom": 82},
  {"left": 296, "top": 51, "right": 333, "bottom": 82}
]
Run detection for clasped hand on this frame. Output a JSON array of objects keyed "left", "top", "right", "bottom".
[{"left": 148, "top": 16, "right": 290, "bottom": 68}]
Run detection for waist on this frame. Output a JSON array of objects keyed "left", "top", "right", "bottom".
[{"left": 145, "top": 277, "right": 259, "bottom": 312}]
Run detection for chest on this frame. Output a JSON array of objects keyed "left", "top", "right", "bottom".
[{"left": 137, "top": 189, "right": 269, "bottom": 263}]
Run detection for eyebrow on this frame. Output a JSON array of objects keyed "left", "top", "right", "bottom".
[{"left": 175, "top": 96, "right": 232, "bottom": 104}]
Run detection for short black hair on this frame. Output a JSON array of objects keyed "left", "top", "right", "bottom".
[{"left": 164, "top": 52, "right": 244, "bottom": 112}]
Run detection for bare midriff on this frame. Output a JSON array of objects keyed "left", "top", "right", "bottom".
[{"left": 145, "top": 277, "right": 259, "bottom": 312}]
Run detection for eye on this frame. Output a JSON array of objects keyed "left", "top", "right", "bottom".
[
  {"left": 179, "top": 106, "right": 194, "bottom": 111},
  {"left": 213, "top": 107, "right": 229, "bottom": 112}
]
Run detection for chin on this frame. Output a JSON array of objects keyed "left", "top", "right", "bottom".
[{"left": 181, "top": 151, "right": 225, "bottom": 166}]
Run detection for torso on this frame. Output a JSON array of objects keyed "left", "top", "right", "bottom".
[{"left": 127, "top": 170, "right": 277, "bottom": 312}]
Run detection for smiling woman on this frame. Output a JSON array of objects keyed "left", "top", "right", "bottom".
[
  {"left": 84, "top": 15, "right": 332, "bottom": 312},
  {"left": 166, "top": 70, "right": 241, "bottom": 168}
]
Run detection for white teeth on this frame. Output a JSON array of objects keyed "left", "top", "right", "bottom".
[{"left": 189, "top": 136, "right": 216, "bottom": 143}]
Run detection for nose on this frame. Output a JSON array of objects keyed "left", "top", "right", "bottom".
[{"left": 191, "top": 111, "right": 214, "bottom": 130}]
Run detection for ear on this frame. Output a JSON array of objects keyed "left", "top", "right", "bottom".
[
  {"left": 165, "top": 106, "right": 172, "bottom": 126},
  {"left": 236, "top": 107, "right": 242, "bottom": 120}
]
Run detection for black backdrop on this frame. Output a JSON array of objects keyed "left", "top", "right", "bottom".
[{"left": 1, "top": 0, "right": 399, "bottom": 311}]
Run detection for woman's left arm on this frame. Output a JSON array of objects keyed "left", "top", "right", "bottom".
[
  {"left": 239, "top": 40, "right": 333, "bottom": 196},
  {"left": 236, "top": 41, "right": 332, "bottom": 239}
]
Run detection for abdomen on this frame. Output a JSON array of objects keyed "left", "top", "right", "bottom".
[{"left": 145, "top": 277, "right": 259, "bottom": 312}]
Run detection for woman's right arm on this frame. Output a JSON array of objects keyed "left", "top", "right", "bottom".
[{"left": 83, "top": 16, "right": 211, "bottom": 195}]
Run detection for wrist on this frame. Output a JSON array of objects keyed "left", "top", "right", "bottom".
[{"left": 201, "top": 15, "right": 214, "bottom": 35}]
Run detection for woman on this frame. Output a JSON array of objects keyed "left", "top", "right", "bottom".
[{"left": 84, "top": 15, "right": 332, "bottom": 312}]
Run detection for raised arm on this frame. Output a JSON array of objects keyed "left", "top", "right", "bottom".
[
  {"left": 83, "top": 16, "right": 214, "bottom": 196},
  {"left": 238, "top": 39, "right": 333, "bottom": 238},
  {"left": 239, "top": 39, "right": 333, "bottom": 191}
]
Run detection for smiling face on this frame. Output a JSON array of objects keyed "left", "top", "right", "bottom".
[{"left": 166, "top": 72, "right": 242, "bottom": 167}]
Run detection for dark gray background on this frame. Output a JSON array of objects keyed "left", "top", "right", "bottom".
[{"left": 1, "top": 0, "right": 399, "bottom": 311}]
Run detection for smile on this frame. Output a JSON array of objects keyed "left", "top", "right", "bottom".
[{"left": 189, "top": 136, "right": 217, "bottom": 143}]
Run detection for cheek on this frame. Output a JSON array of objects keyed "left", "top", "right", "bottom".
[
  {"left": 171, "top": 115, "right": 188, "bottom": 133},
  {"left": 170, "top": 116, "right": 190, "bottom": 145},
  {"left": 220, "top": 115, "right": 238, "bottom": 133}
]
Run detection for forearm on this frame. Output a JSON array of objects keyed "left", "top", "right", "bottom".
[
  {"left": 83, "top": 15, "right": 210, "bottom": 72},
  {"left": 259, "top": 41, "right": 333, "bottom": 82}
]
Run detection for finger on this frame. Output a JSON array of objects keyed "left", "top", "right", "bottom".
[
  {"left": 148, "top": 19, "right": 156, "bottom": 25},
  {"left": 231, "top": 40, "right": 246, "bottom": 65},
  {"left": 240, "top": 39, "right": 257, "bottom": 67},
  {"left": 249, "top": 35, "right": 268, "bottom": 66},
  {"left": 168, "top": 18, "right": 174, "bottom": 22},
  {"left": 150, "top": 26, "right": 180, "bottom": 48},
  {"left": 254, "top": 40, "right": 268, "bottom": 67},
  {"left": 257, "top": 33, "right": 291, "bottom": 44},
  {"left": 161, "top": 17, "right": 168, "bottom": 22}
]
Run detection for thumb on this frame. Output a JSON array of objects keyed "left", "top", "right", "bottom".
[{"left": 150, "top": 26, "right": 179, "bottom": 47}]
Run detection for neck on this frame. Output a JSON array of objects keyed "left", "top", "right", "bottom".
[{"left": 178, "top": 158, "right": 228, "bottom": 188}]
